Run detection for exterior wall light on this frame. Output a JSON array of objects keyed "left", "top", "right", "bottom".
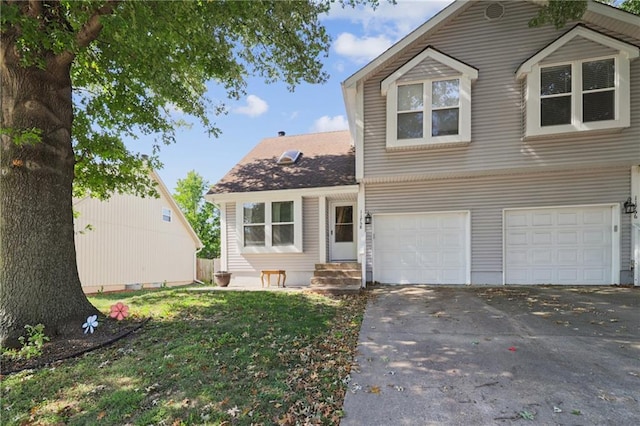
[
  {"left": 624, "top": 197, "right": 637, "bottom": 218},
  {"left": 364, "top": 211, "right": 372, "bottom": 225}
]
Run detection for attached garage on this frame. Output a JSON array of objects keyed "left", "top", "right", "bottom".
[
  {"left": 504, "top": 205, "right": 619, "bottom": 285},
  {"left": 373, "top": 211, "right": 470, "bottom": 284}
]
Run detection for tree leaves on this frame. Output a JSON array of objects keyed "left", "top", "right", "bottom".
[{"left": 173, "top": 171, "right": 220, "bottom": 259}]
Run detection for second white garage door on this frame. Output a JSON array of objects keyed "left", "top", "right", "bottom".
[
  {"left": 373, "top": 212, "right": 470, "bottom": 284},
  {"left": 505, "top": 205, "right": 617, "bottom": 285}
]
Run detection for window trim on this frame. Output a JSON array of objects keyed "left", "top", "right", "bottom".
[
  {"left": 236, "top": 196, "right": 303, "bottom": 254},
  {"left": 524, "top": 54, "right": 629, "bottom": 137},
  {"left": 162, "top": 207, "right": 172, "bottom": 223},
  {"left": 381, "top": 47, "right": 477, "bottom": 150},
  {"left": 516, "top": 25, "right": 638, "bottom": 138}
]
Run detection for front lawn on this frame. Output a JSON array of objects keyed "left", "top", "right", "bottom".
[{"left": 1, "top": 288, "right": 367, "bottom": 425}]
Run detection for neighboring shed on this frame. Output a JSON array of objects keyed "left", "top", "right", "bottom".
[{"left": 74, "top": 170, "right": 202, "bottom": 293}]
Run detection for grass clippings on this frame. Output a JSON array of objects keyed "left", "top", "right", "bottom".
[{"left": 1, "top": 288, "right": 369, "bottom": 425}]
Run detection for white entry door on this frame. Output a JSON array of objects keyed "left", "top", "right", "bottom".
[{"left": 331, "top": 202, "right": 357, "bottom": 261}]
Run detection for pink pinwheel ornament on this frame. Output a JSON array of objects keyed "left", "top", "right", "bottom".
[{"left": 109, "top": 302, "right": 129, "bottom": 320}]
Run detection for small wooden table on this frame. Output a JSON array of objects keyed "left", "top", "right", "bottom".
[{"left": 260, "top": 270, "right": 286, "bottom": 288}]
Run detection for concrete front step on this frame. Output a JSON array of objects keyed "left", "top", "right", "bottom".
[
  {"left": 314, "top": 269, "right": 362, "bottom": 278},
  {"left": 315, "top": 262, "right": 360, "bottom": 270},
  {"left": 310, "top": 277, "right": 361, "bottom": 286}
]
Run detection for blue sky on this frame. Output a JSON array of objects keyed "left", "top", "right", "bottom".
[{"left": 126, "top": 0, "right": 453, "bottom": 192}]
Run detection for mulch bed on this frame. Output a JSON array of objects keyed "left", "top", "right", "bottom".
[{"left": 1, "top": 318, "right": 147, "bottom": 375}]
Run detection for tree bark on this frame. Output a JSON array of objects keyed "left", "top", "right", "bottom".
[{"left": 0, "top": 36, "right": 99, "bottom": 347}]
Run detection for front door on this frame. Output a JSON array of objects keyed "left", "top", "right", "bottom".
[{"left": 330, "top": 202, "right": 357, "bottom": 261}]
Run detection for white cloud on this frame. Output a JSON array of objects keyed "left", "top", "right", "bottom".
[
  {"left": 334, "top": 33, "right": 393, "bottom": 64},
  {"left": 311, "top": 115, "right": 349, "bottom": 133},
  {"left": 326, "top": 0, "right": 454, "bottom": 64},
  {"left": 325, "top": 0, "right": 453, "bottom": 36},
  {"left": 233, "top": 95, "right": 269, "bottom": 117}
]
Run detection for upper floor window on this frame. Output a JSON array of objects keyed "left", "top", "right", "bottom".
[
  {"left": 382, "top": 47, "right": 478, "bottom": 150},
  {"left": 238, "top": 197, "right": 302, "bottom": 253},
  {"left": 162, "top": 208, "right": 172, "bottom": 222},
  {"left": 517, "top": 26, "right": 638, "bottom": 138},
  {"left": 540, "top": 58, "right": 616, "bottom": 127}
]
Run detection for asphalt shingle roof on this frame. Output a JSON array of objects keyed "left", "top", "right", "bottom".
[{"left": 208, "top": 130, "right": 355, "bottom": 194}]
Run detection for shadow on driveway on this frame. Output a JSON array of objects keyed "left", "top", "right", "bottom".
[{"left": 341, "top": 285, "right": 639, "bottom": 425}]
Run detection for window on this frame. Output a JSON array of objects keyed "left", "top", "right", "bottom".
[
  {"left": 516, "top": 26, "right": 638, "bottom": 138},
  {"left": 243, "top": 202, "right": 265, "bottom": 246},
  {"left": 238, "top": 198, "right": 302, "bottom": 253},
  {"left": 538, "top": 58, "right": 616, "bottom": 129},
  {"left": 381, "top": 47, "right": 477, "bottom": 149},
  {"left": 162, "top": 208, "right": 172, "bottom": 222},
  {"left": 272, "top": 201, "right": 294, "bottom": 246}
]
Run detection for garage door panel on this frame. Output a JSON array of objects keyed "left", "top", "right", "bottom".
[
  {"left": 557, "top": 212, "right": 578, "bottom": 226},
  {"left": 557, "top": 249, "right": 578, "bottom": 264},
  {"left": 374, "top": 212, "right": 469, "bottom": 284},
  {"left": 505, "top": 206, "right": 613, "bottom": 285},
  {"left": 532, "top": 249, "right": 552, "bottom": 264},
  {"left": 532, "top": 231, "right": 553, "bottom": 245},
  {"left": 533, "top": 213, "right": 553, "bottom": 226},
  {"left": 556, "top": 230, "right": 581, "bottom": 246},
  {"left": 508, "top": 231, "right": 528, "bottom": 245}
]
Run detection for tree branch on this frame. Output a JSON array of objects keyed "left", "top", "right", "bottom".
[
  {"left": 27, "top": 0, "right": 42, "bottom": 18},
  {"left": 55, "top": 0, "right": 121, "bottom": 67}
]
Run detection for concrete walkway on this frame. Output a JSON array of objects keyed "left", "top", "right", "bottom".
[{"left": 341, "top": 285, "right": 639, "bottom": 425}]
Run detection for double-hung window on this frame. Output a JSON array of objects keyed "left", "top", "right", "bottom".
[
  {"left": 396, "top": 79, "right": 462, "bottom": 140},
  {"left": 517, "top": 26, "right": 638, "bottom": 138},
  {"left": 239, "top": 198, "right": 302, "bottom": 253},
  {"left": 538, "top": 58, "right": 616, "bottom": 129},
  {"left": 382, "top": 48, "right": 477, "bottom": 150}
]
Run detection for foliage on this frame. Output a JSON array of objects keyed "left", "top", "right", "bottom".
[
  {"left": 529, "top": 0, "right": 588, "bottom": 28},
  {"left": 1, "top": 0, "right": 382, "bottom": 200},
  {"left": 620, "top": 0, "right": 640, "bottom": 14},
  {"left": 2, "top": 289, "right": 368, "bottom": 425},
  {"left": 2, "top": 324, "right": 50, "bottom": 360},
  {"left": 530, "top": 0, "right": 639, "bottom": 29},
  {"left": 173, "top": 170, "right": 220, "bottom": 259}
]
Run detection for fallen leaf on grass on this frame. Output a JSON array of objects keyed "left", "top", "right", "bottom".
[{"left": 97, "top": 411, "right": 106, "bottom": 420}]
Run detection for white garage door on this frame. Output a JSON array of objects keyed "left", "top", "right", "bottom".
[
  {"left": 505, "top": 206, "right": 615, "bottom": 285},
  {"left": 373, "top": 212, "right": 469, "bottom": 284}
]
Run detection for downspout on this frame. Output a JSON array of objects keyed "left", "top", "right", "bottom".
[{"left": 194, "top": 246, "right": 204, "bottom": 284}]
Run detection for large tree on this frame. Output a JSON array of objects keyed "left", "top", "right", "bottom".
[
  {"left": 174, "top": 171, "right": 219, "bottom": 260},
  {"left": 0, "top": 0, "right": 382, "bottom": 347}
]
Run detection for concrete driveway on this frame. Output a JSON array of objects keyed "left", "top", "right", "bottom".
[{"left": 341, "top": 286, "right": 639, "bottom": 425}]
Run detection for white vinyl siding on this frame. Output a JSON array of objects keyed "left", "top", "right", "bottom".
[
  {"left": 505, "top": 205, "right": 617, "bottom": 285},
  {"left": 373, "top": 212, "right": 470, "bottom": 284},
  {"left": 74, "top": 190, "right": 199, "bottom": 292},
  {"left": 365, "top": 168, "right": 631, "bottom": 285},
  {"left": 226, "top": 197, "right": 320, "bottom": 274},
  {"left": 361, "top": 1, "right": 640, "bottom": 181}
]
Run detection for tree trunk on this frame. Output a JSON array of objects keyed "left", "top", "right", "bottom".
[{"left": 0, "top": 39, "right": 99, "bottom": 347}]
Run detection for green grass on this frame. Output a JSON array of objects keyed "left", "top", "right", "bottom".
[{"left": 1, "top": 288, "right": 368, "bottom": 425}]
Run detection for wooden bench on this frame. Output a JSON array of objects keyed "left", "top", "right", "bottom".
[{"left": 260, "top": 270, "right": 286, "bottom": 288}]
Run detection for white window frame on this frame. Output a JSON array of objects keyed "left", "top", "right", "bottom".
[
  {"left": 516, "top": 25, "right": 638, "bottom": 138},
  {"left": 381, "top": 47, "right": 478, "bottom": 150},
  {"left": 162, "top": 207, "right": 172, "bottom": 222},
  {"left": 236, "top": 196, "right": 303, "bottom": 254},
  {"left": 524, "top": 55, "right": 629, "bottom": 137}
]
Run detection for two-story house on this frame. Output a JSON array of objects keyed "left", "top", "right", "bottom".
[{"left": 207, "top": 0, "right": 640, "bottom": 288}]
